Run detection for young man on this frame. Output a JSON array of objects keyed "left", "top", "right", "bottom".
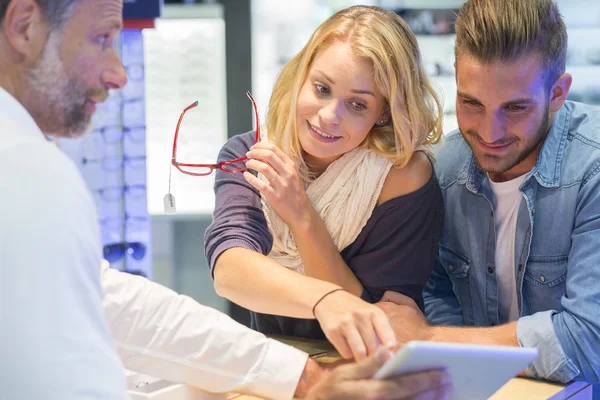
[
  {"left": 380, "top": 0, "right": 600, "bottom": 385},
  {"left": 0, "top": 0, "right": 451, "bottom": 399}
]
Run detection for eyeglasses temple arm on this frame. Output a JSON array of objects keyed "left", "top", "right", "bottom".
[{"left": 246, "top": 91, "right": 262, "bottom": 143}]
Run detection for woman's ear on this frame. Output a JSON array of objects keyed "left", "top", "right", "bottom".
[{"left": 375, "top": 108, "right": 391, "bottom": 127}]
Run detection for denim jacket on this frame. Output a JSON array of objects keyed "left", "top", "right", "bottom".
[{"left": 424, "top": 101, "right": 600, "bottom": 383}]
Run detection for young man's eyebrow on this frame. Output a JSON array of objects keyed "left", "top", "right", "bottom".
[
  {"left": 501, "top": 98, "right": 537, "bottom": 106},
  {"left": 457, "top": 91, "right": 481, "bottom": 103},
  {"left": 457, "top": 92, "right": 536, "bottom": 106}
]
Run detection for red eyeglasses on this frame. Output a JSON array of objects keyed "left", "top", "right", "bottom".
[{"left": 171, "top": 91, "right": 261, "bottom": 176}]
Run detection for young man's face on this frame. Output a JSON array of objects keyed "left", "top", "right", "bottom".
[
  {"left": 455, "top": 53, "right": 553, "bottom": 182},
  {"left": 26, "top": 0, "right": 127, "bottom": 137}
]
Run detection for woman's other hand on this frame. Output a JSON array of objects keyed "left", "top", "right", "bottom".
[{"left": 244, "top": 142, "right": 314, "bottom": 229}]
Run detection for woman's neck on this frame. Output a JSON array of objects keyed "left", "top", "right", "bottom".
[{"left": 303, "top": 152, "right": 340, "bottom": 179}]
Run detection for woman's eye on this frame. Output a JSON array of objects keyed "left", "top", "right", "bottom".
[
  {"left": 314, "top": 84, "right": 330, "bottom": 95},
  {"left": 351, "top": 101, "right": 366, "bottom": 111}
]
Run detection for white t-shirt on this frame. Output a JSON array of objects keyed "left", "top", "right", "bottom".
[
  {"left": 0, "top": 87, "right": 308, "bottom": 400},
  {"left": 489, "top": 174, "right": 527, "bottom": 323}
]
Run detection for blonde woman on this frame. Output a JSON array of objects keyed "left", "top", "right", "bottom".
[{"left": 205, "top": 5, "right": 444, "bottom": 361}]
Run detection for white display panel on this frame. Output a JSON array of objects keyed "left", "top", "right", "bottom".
[{"left": 144, "top": 18, "right": 227, "bottom": 216}]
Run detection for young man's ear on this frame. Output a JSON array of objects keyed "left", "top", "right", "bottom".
[
  {"left": 549, "top": 73, "right": 572, "bottom": 113},
  {"left": 2, "top": 0, "right": 48, "bottom": 63}
]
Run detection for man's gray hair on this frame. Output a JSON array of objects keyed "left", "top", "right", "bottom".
[{"left": 0, "top": 0, "right": 80, "bottom": 30}]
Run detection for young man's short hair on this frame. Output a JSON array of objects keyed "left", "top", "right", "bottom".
[{"left": 455, "top": 0, "right": 568, "bottom": 89}]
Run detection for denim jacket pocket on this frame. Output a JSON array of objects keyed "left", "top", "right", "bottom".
[
  {"left": 439, "top": 246, "right": 474, "bottom": 324},
  {"left": 523, "top": 255, "right": 568, "bottom": 313}
]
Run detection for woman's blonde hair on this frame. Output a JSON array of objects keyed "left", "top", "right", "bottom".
[{"left": 266, "top": 5, "right": 443, "bottom": 180}]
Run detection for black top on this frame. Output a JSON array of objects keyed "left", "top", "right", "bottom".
[{"left": 205, "top": 131, "right": 444, "bottom": 339}]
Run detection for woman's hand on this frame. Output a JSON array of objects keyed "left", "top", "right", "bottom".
[
  {"left": 244, "top": 142, "right": 313, "bottom": 229},
  {"left": 313, "top": 289, "right": 398, "bottom": 361}
]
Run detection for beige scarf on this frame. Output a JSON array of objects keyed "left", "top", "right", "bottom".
[{"left": 260, "top": 147, "right": 393, "bottom": 274}]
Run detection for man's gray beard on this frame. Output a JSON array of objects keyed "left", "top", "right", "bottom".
[{"left": 25, "top": 31, "right": 89, "bottom": 138}]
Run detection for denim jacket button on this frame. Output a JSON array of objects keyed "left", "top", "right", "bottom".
[
  {"left": 488, "top": 267, "right": 494, "bottom": 273},
  {"left": 518, "top": 264, "right": 523, "bottom": 272},
  {"left": 540, "top": 275, "right": 546, "bottom": 282},
  {"left": 532, "top": 208, "right": 536, "bottom": 215},
  {"left": 449, "top": 265, "right": 455, "bottom": 272}
]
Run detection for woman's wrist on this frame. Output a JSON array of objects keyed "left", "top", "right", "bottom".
[
  {"left": 288, "top": 200, "right": 318, "bottom": 236},
  {"left": 312, "top": 288, "right": 347, "bottom": 318},
  {"left": 312, "top": 287, "right": 350, "bottom": 320}
]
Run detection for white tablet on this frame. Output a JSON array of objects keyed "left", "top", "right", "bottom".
[{"left": 373, "top": 341, "right": 538, "bottom": 400}]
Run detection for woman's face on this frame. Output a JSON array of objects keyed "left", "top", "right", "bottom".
[{"left": 296, "top": 42, "right": 388, "bottom": 172}]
